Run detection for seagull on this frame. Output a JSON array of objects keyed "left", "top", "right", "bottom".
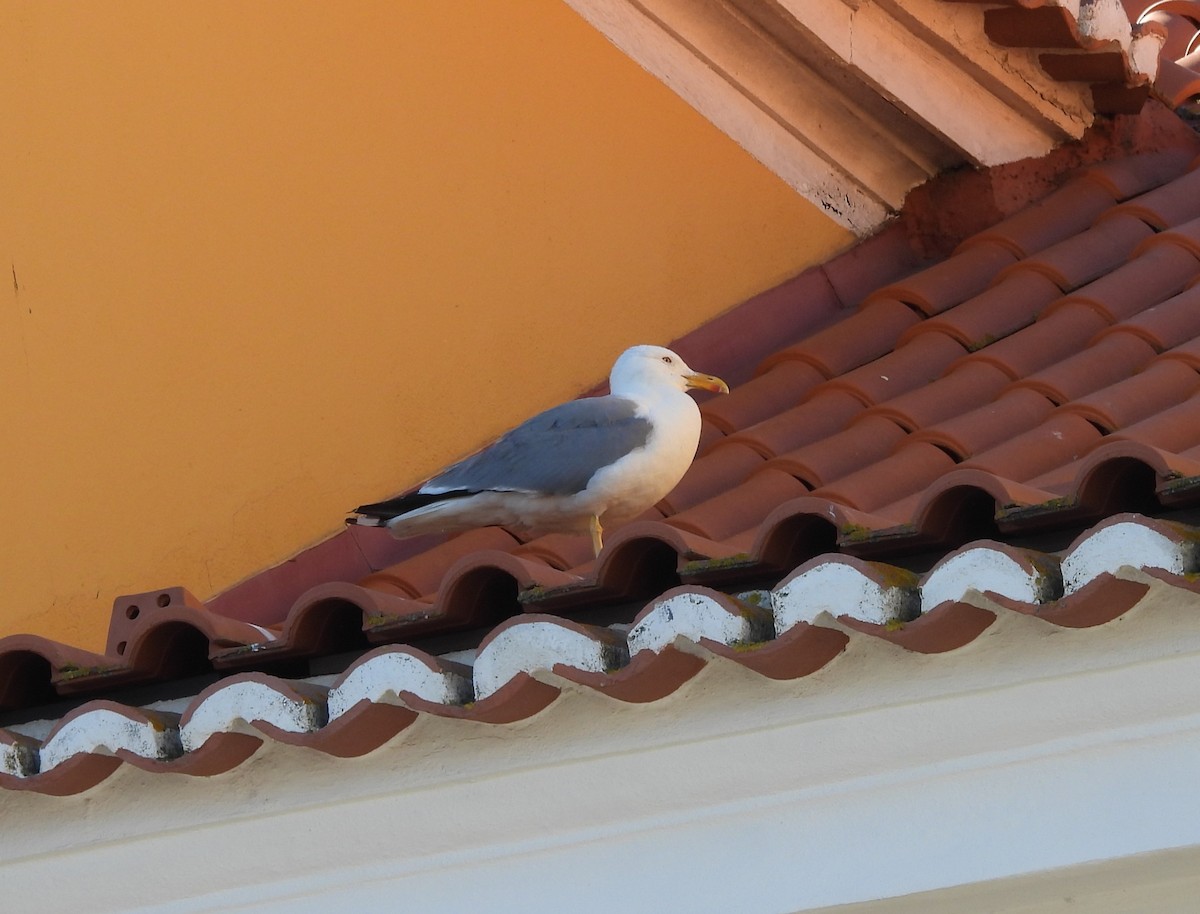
[{"left": 346, "top": 344, "right": 729, "bottom": 555}]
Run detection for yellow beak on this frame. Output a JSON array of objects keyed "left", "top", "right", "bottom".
[{"left": 684, "top": 372, "right": 730, "bottom": 394}]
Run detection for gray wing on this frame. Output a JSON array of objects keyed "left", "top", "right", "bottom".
[{"left": 423, "top": 396, "right": 652, "bottom": 497}]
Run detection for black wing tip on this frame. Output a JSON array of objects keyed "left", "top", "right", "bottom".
[{"left": 349, "top": 488, "right": 479, "bottom": 523}]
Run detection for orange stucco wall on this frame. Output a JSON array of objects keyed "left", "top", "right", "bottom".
[{"left": 0, "top": 1, "right": 850, "bottom": 650}]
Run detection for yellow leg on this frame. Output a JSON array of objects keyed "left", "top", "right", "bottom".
[{"left": 588, "top": 515, "right": 604, "bottom": 557}]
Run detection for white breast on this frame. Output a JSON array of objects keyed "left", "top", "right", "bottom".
[{"left": 581, "top": 390, "right": 702, "bottom": 523}]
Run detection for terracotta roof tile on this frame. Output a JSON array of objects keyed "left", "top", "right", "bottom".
[
  {"left": 761, "top": 298, "right": 922, "bottom": 377},
  {"left": 1012, "top": 332, "right": 1159, "bottom": 402},
  {"left": 1106, "top": 163, "right": 1200, "bottom": 227},
  {"left": 1047, "top": 240, "right": 1200, "bottom": 321},
  {"left": 766, "top": 415, "right": 910, "bottom": 488},
  {"left": 1099, "top": 282, "right": 1200, "bottom": 349},
  {"left": 956, "top": 302, "right": 1111, "bottom": 379},
  {"left": 12, "top": 142, "right": 1200, "bottom": 791},
  {"left": 912, "top": 388, "right": 1056, "bottom": 458},
  {"left": 898, "top": 270, "right": 1063, "bottom": 349},
  {"left": 725, "top": 388, "right": 866, "bottom": 458},
  {"left": 1060, "top": 356, "right": 1200, "bottom": 429},
  {"left": 864, "top": 360, "right": 1013, "bottom": 430},
  {"left": 6, "top": 513, "right": 1197, "bottom": 794},
  {"left": 957, "top": 179, "right": 1120, "bottom": 258},
  {"left": 816, "top": 331, "right": 969, "bottom": 407},
  {"left": 1006, "top": 212, "right": 1154, "bottom": 291},
  {"left": 867, "top": 242, "right": 1018, "bottom": 315}
]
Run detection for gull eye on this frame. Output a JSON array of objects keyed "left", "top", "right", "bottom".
[{"left": 661, "top": 355, "right": 673, "bottom": 364}]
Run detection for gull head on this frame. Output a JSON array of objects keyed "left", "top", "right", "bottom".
[{"left": 609, "top": 345, "right": 730, "bottom": 398}]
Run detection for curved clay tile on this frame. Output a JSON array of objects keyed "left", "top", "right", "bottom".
[
  {"left": 957, "top": 179, "right": 1119, "bottom": 259},
  {"left": 0, "top": 636, "right": 112, "bottom": 708},
  {"left": 665, "top": 467, "right": 809, "bottom": 545},
  {"left": 1060, "top": 358, "right": 1200, "bottom": 430},
  {"left": 357, "top": 526, "right": 521, "bottom": 600},
  {"left": 907, "top": 470, "right": 1063, "bottom": 534},
  {"left": 963, "top": 413, "right": 1106, "bottom": 482},
  {"left": 866, "top": 243, "right": 1017, "bottom": 316},
  {"left": 921, "top": 542, "right": 1063, "bottom": 613},
  {"left": 700, "top": 360, "right": 825, "bottom": 433},
  {"left": 725, "top": 389, "right": 865, "bottom": 459},
  {"left": 1079, "top": 148, "right": 1196, "bottom": 200},
  {"left": 1136, "top": 2, "right": 1200, "bottom": 59},
  {"left": 512, "top": 532, "right": 597, "bottom": 573},
  {"left": 1031, "top": 573, "right": 1153, "bottom": 626},
  {"left": 773, "top": 554, "right": 920, "bottom": 629},
  {"left": 760, "top": 299, "right": 922, "bottom": 377},
  {"left": 628, "top": 587, "right": 773, "bottom": 656},
  {"left": 1159, "top": 56, "right": 1200, "bottom": 104},
  {"left": 659, "top": 441, "right": 766, "bottom": 514},
  {"left": 819, "top": 332, "right": 968, "bottom": 407},
  {"left": 766, "top": 415, "right": 909, "bottom": 489},
  {"left": 1106, "top": 163, "right": 1200, "bottom": 228},
  {"left": 1097, "top": 285, "right": 1200, "bottom": 353},
  {"left": 1012, "top": 332, "right": 1158, "bottom": 403},
  {"left": 1106, "top": 390, "right": 1200, "bottom": 450},
  {"left": 1002, "top": 212, "right": 1154, "bottom": 292},
  {"left": 1061, "top": 512, "right": 1200, "bottom": 591},
  {"left": 864, "top": 361, "right": 1011, "bottom": 432},
  {"left": 811, "top": 441, "right": 960, "bottom": 516},
  {"left": 899, "top": 271, "right": 1063, "bottom": 350},
  {"left": 954, "top": 303, "right": 1110, "bottom": 381},
  {"left": 912, "top": 388, "right": 1055, "bottom": 459},
  {"left": 472, "top": 615, "right": 628, "bottom": 701},
  {"left": 1051, "top": 242, "right": 1200, "bottom": 322},
  {"left": 838, "top": 602, "right": 998, "bottom": 654}
]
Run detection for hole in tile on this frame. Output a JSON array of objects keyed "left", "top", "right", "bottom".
[
  {"left": 125, "top": 605, "right": 140, "bottom": 620},
  {"left": 156, "top": 593, "right": 171, "bottom": 608},
  {"left": 116, "top": 641, "right": 127, "bottom": 655}
]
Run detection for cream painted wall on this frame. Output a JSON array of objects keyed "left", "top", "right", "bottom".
[{"left": 0, "top": 1, "right": 849, "bottom": 649}]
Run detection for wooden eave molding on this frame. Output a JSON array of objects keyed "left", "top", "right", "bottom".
[{"left": 564, "top": 0, "right": 1152, "bottom": 233}]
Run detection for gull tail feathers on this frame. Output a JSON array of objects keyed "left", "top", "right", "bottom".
[{"left": 346, "top": 489, "right": 478, "bottom": 527}]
